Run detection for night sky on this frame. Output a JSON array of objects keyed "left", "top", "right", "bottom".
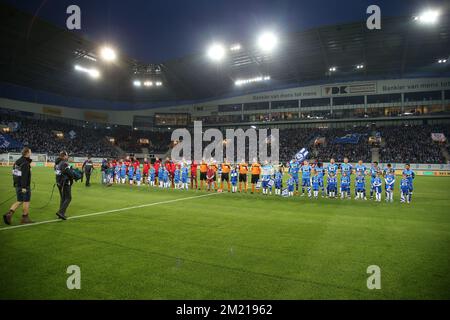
[{"left": 1, "top": 0, "right": 445, "bottom": 62}]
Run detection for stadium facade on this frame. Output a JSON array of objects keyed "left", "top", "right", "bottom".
[{"left": 1, "top": 77, "right": 449, "bottom": 128}]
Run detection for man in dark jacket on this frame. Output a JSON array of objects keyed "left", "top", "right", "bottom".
[
  {"left": 82, "top": 155, "right": 94, "bottom": 187},
  {"left": 3, "top": 147, "right": 33, "bottom": 225},
  {"left": 55, "top": 151, "right": 74, "bottom": 220}
]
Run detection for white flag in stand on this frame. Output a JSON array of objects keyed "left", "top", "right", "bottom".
[{"left": 295, "top": 148, "right": 309, "bottom": 162}]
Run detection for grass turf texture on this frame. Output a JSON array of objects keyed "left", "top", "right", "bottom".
[{"left": 0, "top": 167, "right": 449, "bottom": 300}]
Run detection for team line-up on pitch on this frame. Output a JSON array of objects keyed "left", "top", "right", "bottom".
[{"left": 100, "top": 156, "right": 416, "bottom": 204}]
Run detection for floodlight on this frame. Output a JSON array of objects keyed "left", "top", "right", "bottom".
[
  {"left": 207, "top": 43, "right": 226, "bottom": 61},
  {"left": 89, "top": 69, "right": 100, "bottom": 79},
  {"left": 234, "top": 75, "right": 271, "bottom": 86},
  {"left": 230, "top": 44, "right": 241, "bottom": 51},
  {"left": 99, "top": 46, "right": 117, "bottom": 62},
  {"left": 329, "top": 67, "right": 337, "bottom": 72},
  {"left": 143, "top": 81, "right": 153, "bottom": 87},
  {"left": 133, "top": 80, "right": 142, "bottom": 87},
  {"left": 258, "top": 32, "right": 277, "bottom": 52},
  {"left": 416, "top": 9, "right": 439, "bottom": 24},
  {"left": 438, "top": 59, "right": 447, "bottom": 64},
  {"left": 74, "top": 65, "right": 100, "bottom": 79}
]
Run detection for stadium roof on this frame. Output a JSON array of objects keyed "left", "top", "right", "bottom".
[{"left": 0, "top": 2, "right": 449, "bottom": 105}]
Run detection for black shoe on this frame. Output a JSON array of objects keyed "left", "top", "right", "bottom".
[
  {"left": 56, "top": 212, "right": 67, "bottom": 220},
  {"left": 20, "top": 215, "right": 34, "bottom": 224},
  {"left": 3, "top": 212, "right": 12, "bottom": 225}
]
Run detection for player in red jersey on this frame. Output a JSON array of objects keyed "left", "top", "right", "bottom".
[
  {"left": 142, "top": 158, "right": 150, "bottom": 184},
  {"left": 190, "top": 160, "right": 198, "bottom": 189},
  {"left": 154, "top": 157, "right": 161, "bottom": 185}
]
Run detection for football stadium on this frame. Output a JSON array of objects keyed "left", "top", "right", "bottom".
[{"left": 0, "top": 0, "right": 450, "bottom": 305}]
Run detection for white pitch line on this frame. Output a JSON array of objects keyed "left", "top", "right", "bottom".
[{"left": 0, "top": 193, "right": 221, "bottom": 232}]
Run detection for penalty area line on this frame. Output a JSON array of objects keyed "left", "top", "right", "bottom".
[{"left": 0, "top": 192, "right": 221, "bottom": 232}]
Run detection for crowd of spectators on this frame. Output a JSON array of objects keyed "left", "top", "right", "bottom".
[
  {"left": 0, "top": 115, "right": 119, "bottom": 157},
  {"left": 379, "top": 125, "right": 448, "bottom": 164},
  {"left": 0, "top": 111, "right": 172, "bottom": 157},
  {"left": 1, "top": 109, "right": 448, "bottom": 164}
]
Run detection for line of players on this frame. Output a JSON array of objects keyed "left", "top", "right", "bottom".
[
  {"left": 100, "top": 157, "right": 415, "bottom": 203},
  {"left": 284, "top": 158, "right": 415, "bottom": 203}
]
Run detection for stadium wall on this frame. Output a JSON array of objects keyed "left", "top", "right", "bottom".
[{"left": 1, "top": 77, "right": 450, "bottom": 126}]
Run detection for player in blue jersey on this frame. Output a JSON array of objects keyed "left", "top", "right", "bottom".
[
  {"left": 120, "top": 161, "right": 127, "bottom": 184},
  {"left": 230, "top": 167, "right": 238, "bottom": 193},
  {"left": 354, "top": 160, "right": 367, "bottom": 176},
  {"left": 149, "top": 166, "right": 156, "bottom": 186},
  {"left": 174, "top": 166, "right": 181, "bottom": 189},
  {"left": 274, "top": 169, "right": 283, "bottom": 195},
  {"left": 301, "top": 160, "right": 312, "bottom": 197},
  {"left": 311, "top": 170, "right": 320, "bottom": 199},
  {"left": 327, "top": 173, "right": 338, "bottom": 198},
  {"left": 314, "top": 163, "right": 325, "bottom": 197},
  {"left": 402, "top": 164, "right": 415, "bottom": 202},
  {"left": 288, "top": 160, "right": 300, "bottom": 193},
  {"left": 181, "top": 165, "right": 189, "bottom": 190},
  {"left": 326, "top": 158, "right": 338, "bottom": 177},
  {"left": 114, "top": 163, "right": 120, "bottom": 184},
  {"left": 384, "top": 172, "right": 395, "bottom": 203},
  {"left": 400, "top": 174, "right": 410, "bottom": 203},
  {"left": 383, "top": 163, "right": 394, "bottom": 176},
  {"left": 287, "top": 175, "right": 295, "bottom": 197},
  {"left": 355, "top": 171, "right": 367, "bottom": 200},
  {"left": 128, "top": 165, "right": 135, "bottom": 185},
  {"left": 163, "top": 168, "right": 170, "bottom": 188},
  {"left": 158, "top": 166, "right": 165, "bottom": 188},
  {"left": 340, "top": 157, "right": 353, "bottom": 176},
  {"left": 340, "top": 172, "right": 351, "bottom": 200},
  {"left": 260, "top": 161, "right": 273, "bottom": 195},
  {"left": 354, "top": 160, "right": 367, "bottom": 197},
  {"left": 369, "top": 161, "right": 380, "bottom": 199},
  {"left": 373, "top": 172, "right": 383, "bottom": 202},
  {"left": 135, "top": 166, "right": 142, "bottom": 186}
]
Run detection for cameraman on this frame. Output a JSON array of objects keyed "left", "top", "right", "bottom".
[
  {"left": 2, "top": 147, "right": 33, "bottom": 225},
  {"left": 55, "top": 151, "right": 74, "bottom": 220},
  {"left": 82, "top": 155, "right": 94, "bottom": 187}
]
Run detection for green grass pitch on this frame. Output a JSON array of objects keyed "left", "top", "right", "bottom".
[{"left": 0, "top": 167, "right": 449, "bottom": 299}]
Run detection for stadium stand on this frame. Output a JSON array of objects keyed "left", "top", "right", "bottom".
[{"left": 2, "top": 107, "right": 448, "bottom": 164}]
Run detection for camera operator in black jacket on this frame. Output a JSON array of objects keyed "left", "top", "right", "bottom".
[
  {"left": 55, "top": 151, "right": 74, "bottom": 220},
  {"left": 3, "top": 147, "right": 33, "bottom": 225}
]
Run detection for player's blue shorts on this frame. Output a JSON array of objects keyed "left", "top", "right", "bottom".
[
  {"left": 262, "top": 180, "right": 269, "bottom": 189},
  {"left": 385, "top": 185, "right": 394, "bottom": 191},
  {"left": 341, "top": 186, "right": 349, "bottom": 192},
  {"left": 408, "top": 184, "right": 414, "bottom": 192},
  {"left": 401, "top": 188, "right": 409, "bottom": 194},
  {"left": 302, "top": 178, "right": 310, "bottom": 186},
  {"left": 375, "top": 186, "right": 382, "bottom": 193},
  {"left": 318, "top": 179, "right": 324, "bottom": 187},
  {"left": 291, "top": 175, "right": 299, "bottom": 183},
  {"left": 312, "top": 185, "right": 319, "bottom": 191},
  {"left": 327, "top": 185, "right": 337, "bottom": 192},
  {"left": 288, "top": 185, "right": 294, "bottom": 192},
  {"left": 356, "top": 187, "right": 365, "bottom": 192}
]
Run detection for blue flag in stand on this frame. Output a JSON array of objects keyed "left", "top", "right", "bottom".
[{"left": 295, "top": 148, "right": 309, "bottom": 162}]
